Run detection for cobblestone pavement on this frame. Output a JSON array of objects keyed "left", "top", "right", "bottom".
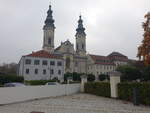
[{"left": 0, "top": 93, "right": 150, "bottom": 113}]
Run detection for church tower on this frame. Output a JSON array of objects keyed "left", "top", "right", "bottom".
[
  {"left": 43, "top": 5, "right": 55, "bottom": 53},
  {"left": 75, "top": 16, "right": 86, "bottom": 56}
]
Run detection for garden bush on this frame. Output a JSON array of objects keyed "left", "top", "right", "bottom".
[
  {"left": 98, "top": 74, "right": 109, "bottom": 81},
  {"left": 25, "top": 80, "right": 56, "bottom": 85},
  {"left": 85, "top": 82, "right": 110, "bottom": 97},
  {"left": 0, "top": 75, "right": 24, "bottom": 85},
  {"left": 87, "top": 74, "right": 95, "bottom": 82},
  {"left": 118, "top": 82, "right": 150, "bottom": 106},
  {"left": 116, "top": 65, "right": 141, "bottom": 81},
  {"left": 61, "top": 81, "right": 81, "bottom": 84},
  {"left": 64, "top": 72, "right": 82, "bottom": 82}
]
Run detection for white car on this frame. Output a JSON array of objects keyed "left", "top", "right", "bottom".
[
  {"left": 45, "top": 82, "right": 60, "bottom": 85},
  {"left": 4, "top": 82, "right": 25, "bottom": 87}
]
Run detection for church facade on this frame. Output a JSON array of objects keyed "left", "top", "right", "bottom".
[
  {"left": 42, "top": 5, "right": 87, "bottom": 74},
  {"left": 18, "top": 4, "right": 129, "bottom": 81}
]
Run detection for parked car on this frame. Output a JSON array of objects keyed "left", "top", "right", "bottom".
[
  {"left": 4, "top": 82, "right": 25, "bottom": 87},
  {"left": 45, "top": 82, "right": 60, "bottom": 85}
]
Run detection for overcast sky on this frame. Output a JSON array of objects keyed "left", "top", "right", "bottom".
[{"left": 0, "top": 0, "right": 149, "bottom": 64}]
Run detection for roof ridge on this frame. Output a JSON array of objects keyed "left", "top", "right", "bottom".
[
  {"left": 89, "top": 54, "right": 107, "bottom": 57},
  {"left": 23, "top": 50, "right": 62, "bottom": 59}
]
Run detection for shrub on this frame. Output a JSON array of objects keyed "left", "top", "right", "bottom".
[
  {"left": 98, "top": 74, "right": 109, "bottom": 81},
  {"left": 85, "top": 82, "right": 110, "bottom": 97},
  {"left": 117, "top": 65, "right": 141, "bottom": 81},
  {"left": 52, "top": 77, "right": 60, "bottom": 82},
  {"left": 118, "top": 82, "right": 150, "bottom": 106},
  {"left": 0, "top": 75, "right": 24, "bottom": 85},
  {"left": 141, "top": 66, "right": 150, "bottom": 81},
  {"left": 64, "top": 72, "right": 82, "bottom": 82},
  {"left": 72, "top": 72, "right": 82, "bottom": 81},
  {"left": 61, "top": 81, "right": 80, "bottom": 84},
  {"left": 87, "top": 74, "right": 95, "bottom": 82},
  {"left": 25, "top": 80, "right": 56, "bottom": 85}
]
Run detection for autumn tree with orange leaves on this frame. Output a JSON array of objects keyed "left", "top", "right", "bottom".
[{"left": 137, "top": 12, "right": 150, "bottom": 66}]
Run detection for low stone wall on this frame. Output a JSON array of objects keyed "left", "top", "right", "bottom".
[{"left": 0, "top": 84, "right": 80, "bottom": 105}]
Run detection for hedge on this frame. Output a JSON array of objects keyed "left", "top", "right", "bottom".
[
  {"left": 84, "top": 82, "right": 110, "bottom": 97},
  {"left": 118, "top": 82, "right": 150, "bottom": 106},
  {"left": 25, "top": 80, "right": 56, "bottom": 85},
  {"left": 0, "top": 75, "right": 24, "bottom": 85}
]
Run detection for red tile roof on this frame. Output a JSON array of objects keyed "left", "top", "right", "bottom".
[
  {"left": 108, "top": 52, "right": 128, "bottom": 62},
  {"left": 108, "top": 52, "right": 127, "bottom": 58},
  {"left": 24, "top": 50, "right": 62, "bottom": 59},
  {"left": 89, "top": 54, "right": 115, "bottom": 65},
  {"left": 55, "top": 46, "right": 61, "bottom": 51}
]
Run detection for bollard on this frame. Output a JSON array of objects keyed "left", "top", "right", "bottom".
[{"left": 133, "top": 88, "right": 140, "bottom": 106}]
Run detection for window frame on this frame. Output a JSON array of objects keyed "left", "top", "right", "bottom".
[
  {"left": 50, "top": 61, "right": 55, "bottom": 66},
  {"left": 25, "top": 59, "right": 31, "bottom": 65},
  {"left": 43, "top": 69, "right": 46, "bottom": 75},
  {"left": 50, "top": 69, "right": 54, "bottom": 75},
  {"left": 48, "top": 38, "right": 51, "bottom": 44},
  {"left": 57, "top": 61, "right": 62, "bottom": 66},
  {"left": 25, "top": 69, "right": 29, "bottom": 74},
  {"left": 34, "top": 60, "right": 40, "bottom": 65},
  {"left": 35, "top": 69, "right": 38, "bottom": 74},
  {"left": 42, "top": 60, "right": 48, "bottom": 65},
  {"left": 58, "top": 70, "right": 61, "bottom": 75}
]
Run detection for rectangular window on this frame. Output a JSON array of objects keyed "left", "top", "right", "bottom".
[
  {"left": 57, "top": 61, "right": 62, "bottom": 66},
  {"left": 48, "top": 38, "right": 51, "bottom": 44},
  {"left": 26, "top": 69, "right": 29, "bottom": 74},
  {"left": 58, "top": 70, "right": 61, "bottom": 75},
  {"left": 25, "top": 59, "right": 31, "bottom": 64},
  {"left": 42, "top": 60, "right": 47, "bottom": 65},
  {"left": 75, "top": 62, "right": 78, "bottom": 67},
  {"left": 43, "top": 69, "right": 46, "bottom": 75},
  {"left": 34, "top": 60, "right": 40, "bottom": 65},
  {"left": 50, "top": 69, "right": 54, "bottom": 75},
  {"left": 35, "top": 69, "right": 38, "bottom": 74},
  {"left": 50, "top": 61, "right": 55, "bottom": 66}
]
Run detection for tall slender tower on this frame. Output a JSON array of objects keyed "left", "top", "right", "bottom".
[
  {"left": 43, "top": 5, "right": 55, "bottom": 53},
  {"left": 75, "top": 15, "right": 86, "bottom": 56}
]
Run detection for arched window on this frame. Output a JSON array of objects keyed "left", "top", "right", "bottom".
[
  {"left": 48, "top": 38, "right": 51, "bottom": 44},
  {"left": 82, "top": 43, "right": 84, "bottom": 49},
  {"left": 66, "top": 57, "right": 70, "bottom": 68},
  {"left": 77, "top": 44, "right": 79, "bottom": 50}
]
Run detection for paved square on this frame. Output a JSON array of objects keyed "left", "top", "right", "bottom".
[{"left": 0, "top": 94, "right": 150, "bottom": 113}]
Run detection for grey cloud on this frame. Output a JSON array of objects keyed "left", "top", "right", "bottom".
[{"left": 0, "top": 0, "right": 149, "bottom": 64}]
